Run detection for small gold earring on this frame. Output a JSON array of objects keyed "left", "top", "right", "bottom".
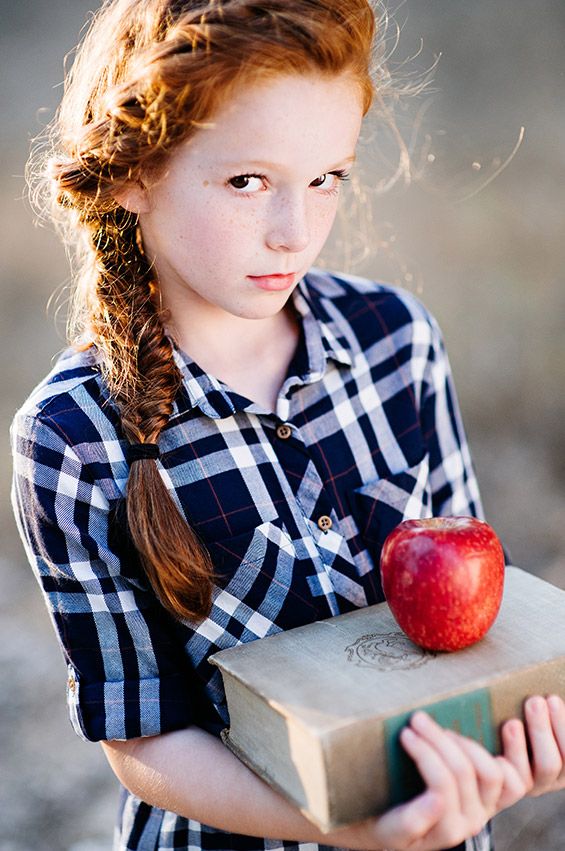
[{"left": 135, "top": 224, "right": 146, "bottom": 257}]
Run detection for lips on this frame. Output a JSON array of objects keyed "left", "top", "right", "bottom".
[{"left": 247, "top": 273, "right": 297, "bottom": 292}]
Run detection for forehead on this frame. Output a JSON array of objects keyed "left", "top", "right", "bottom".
[{"left": 182, "top": 73, "right": 365, "bottom": 170}]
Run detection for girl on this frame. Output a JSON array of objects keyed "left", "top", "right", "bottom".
[{"left": 11, "top": 1, "right": 565, "bottom": 850}]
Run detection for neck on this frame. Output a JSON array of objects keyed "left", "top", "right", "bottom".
[{"left": 168, "top": 301, "right": 301, "bottom": 374}]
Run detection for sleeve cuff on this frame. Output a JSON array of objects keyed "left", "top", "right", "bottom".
[{"left": 67, "top": 664, "right": 194, "bottom": 742}]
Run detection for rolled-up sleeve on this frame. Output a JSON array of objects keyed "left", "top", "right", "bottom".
[{"left": 11, "top": 411, "right": 195, "bottom": 742}]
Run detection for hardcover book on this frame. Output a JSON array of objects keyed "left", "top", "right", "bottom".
[{"left": 209, "top": 567, "right": 565, "bottom": 831}]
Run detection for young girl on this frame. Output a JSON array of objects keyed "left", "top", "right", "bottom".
[{"left": 11, "top": 2, "right": 565, "bottom": 850}]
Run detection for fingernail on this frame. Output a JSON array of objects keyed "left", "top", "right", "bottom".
[
  {"left": 548, "top": 695, "right": 563, "bottom": 712},
  {"left": 401, "top": 727, "right": 417, "bottom": 744},
  {"left": 526, "top": 696, "right": 544, "bottom": 713},
  {"left": 411, "top": 711, "right": 432, "bottom": 731}
]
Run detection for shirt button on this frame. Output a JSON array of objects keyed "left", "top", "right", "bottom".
[
  {"left": 68, "top": 675, "right": 76, "bottom": 693},
  {"left": 276, "top": 424, "right": 292, "bottom": 440},
  {"left": 317, "top": 515, "right": 333, "bottom": 533}
]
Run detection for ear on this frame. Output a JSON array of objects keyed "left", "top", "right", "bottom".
[{"left": 113, "top": 180, "right": 151, "bottom": 214}]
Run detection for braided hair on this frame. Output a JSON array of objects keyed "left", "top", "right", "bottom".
[{"left": 29, "top": 0, "right": 380, "bottom": 620}]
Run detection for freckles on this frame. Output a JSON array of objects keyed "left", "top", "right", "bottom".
[{"left": 202, "top": 180, "right": 209, "bottom": 187}]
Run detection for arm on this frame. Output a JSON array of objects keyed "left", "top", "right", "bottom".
[
  {"left": 10, "top": 410, "right": 196, "bottom": 742},
  {"left": 101, "top": 709, "right": 531, "bottom": 851},
  {"left": 102, "top": 726, "right": 340, "bottom": 844}
]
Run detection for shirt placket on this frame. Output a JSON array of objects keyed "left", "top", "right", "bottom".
[
  {"left": 251, "top": 298, "right": 367, "bottom": 617},
  {"left": 266, "top": 415, "right": 343, "bottom": 618}
]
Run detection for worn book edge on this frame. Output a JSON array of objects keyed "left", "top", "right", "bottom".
[{"left": 216, "top": 653, "right": 565, "bottom": 831}]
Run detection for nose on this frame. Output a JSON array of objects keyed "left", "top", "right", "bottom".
[{"left": 265, "top": 191, "right": 311, "bottom": 253}]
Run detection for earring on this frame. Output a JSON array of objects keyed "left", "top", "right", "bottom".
[{"left": 135, "top": 223, "right": 146, "bottom": 257}]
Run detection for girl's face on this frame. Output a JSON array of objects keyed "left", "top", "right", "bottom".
[{"left": 132, "top": 73, "right": 365, "bottom": 326}]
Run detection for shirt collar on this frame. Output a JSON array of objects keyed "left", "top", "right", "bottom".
[
  {"left": 170, "top": 270, "right": 354, "bottom": 421},
  {"left": 293, "top": 272, "right": 354, "bottom": 369}
]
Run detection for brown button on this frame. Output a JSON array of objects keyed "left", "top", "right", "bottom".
[
  {"left": 68, "top": 675, "right": 76, "bottom": 693},
  {"left": 276, "top": 424, "right": 292, "bottom": 440},
  {"left": 317, "top": 515, "right": 333, "bottom": 532}
]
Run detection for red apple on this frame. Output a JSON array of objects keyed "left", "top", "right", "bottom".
[{"left": 380, "top": 516, "right": 505, "bottom": 651}]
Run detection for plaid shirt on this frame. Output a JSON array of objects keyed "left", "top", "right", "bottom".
[{"left": 11, "top": 269, "right": 492, "bottom": 851}]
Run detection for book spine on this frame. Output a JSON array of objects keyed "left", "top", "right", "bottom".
[
  {"left": 383, "top": 687, "right": 495, "bottom": 807},
  {"left": 382, "top": 655, "right": 565, "bottom": 809}
]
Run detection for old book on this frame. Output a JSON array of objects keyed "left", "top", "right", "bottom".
[{"left": 209, "top": 567, "right": 565, "bottom": 832}]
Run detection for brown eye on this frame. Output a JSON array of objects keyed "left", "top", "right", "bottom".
[
  {"left": 310, "top": 171, "right": 350, "bottom": 193},
  {"left": 230, "top": 176, "right": 251, "bottom": 189},
  {"left": 228, "top": 174, "right": 264, "bottom": 193}
]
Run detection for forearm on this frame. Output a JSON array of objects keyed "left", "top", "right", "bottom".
[{"left": 101, "top": 726, "right": 379, "bottom": 848}]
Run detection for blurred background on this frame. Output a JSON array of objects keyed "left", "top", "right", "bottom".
[{"left": 1, "top": 1, "right": 564, "bottom": 848}]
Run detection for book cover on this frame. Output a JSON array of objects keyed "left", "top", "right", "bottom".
[{"left": 209, "top": 567, "right": 565, "bottom": 831}]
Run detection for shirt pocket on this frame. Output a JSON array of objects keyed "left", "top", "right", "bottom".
[
  {"left": 349, "top": 453, "right": 433, "bottom": 571},
  {"left": 206, "top": 515, "right": 295, "bottom": 601}
]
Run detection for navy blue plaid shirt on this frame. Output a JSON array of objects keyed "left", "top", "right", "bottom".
[{"left": 11, "top": 269, "right": 492, "bottom": 851}]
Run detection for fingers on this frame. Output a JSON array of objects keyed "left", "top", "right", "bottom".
[
  {"left": 373, "top": 789, "right": 445, "bottom": 850},
  {"left": 374, "top": 713, "right": 516, "bottom": 850},
  {"left": 401, "top": 714, "right": 469, "bottom": 811},
  {"left": 443, "top": 729, "right": 504, "bottom": 812},
  {"left": 547, "top": 694, "right": 565, "bottom": 760},
  {"left": 524, "top": 695, "right": 565, "bottom": 794},
  {"left": 408, "top": 712, "right": 501, "bottom": 820},
  {"left": 494, "top": 754, "right": 530, "bottom": 810},
  {"left": 451, "top": 726, "right": 530, "bottom": 813},
  {"left": 374, "top": 696, "right": 565, "bottom": 851},
  {"left": 398, "top": 712, "right": 499, "bottom": 842},
  {"left": 501, "top": 696, "right": 565, "bottom": 798},
  {"left": 500, "top": 717, "right": 533, "bottom": 788}
]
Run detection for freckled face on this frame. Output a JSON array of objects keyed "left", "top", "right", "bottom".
[{"left": 136, "top": 73, "right": 365, "bottom": 325}]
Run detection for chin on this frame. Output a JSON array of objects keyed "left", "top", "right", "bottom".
[{"left": 237, "top": 294, "right": 294, "bottom": 320}]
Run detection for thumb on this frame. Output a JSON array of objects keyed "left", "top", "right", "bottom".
[{"left": 373, "top": 791, "right": 445, "bottom": 849}]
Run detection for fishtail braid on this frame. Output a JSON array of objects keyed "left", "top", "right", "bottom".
[{"left": 89, "top": 209, "right": 215, "bottom": 620}]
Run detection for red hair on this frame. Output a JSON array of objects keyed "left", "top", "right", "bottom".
[{"left": 30, "top": 0, "right": 381, "bottom": 621}]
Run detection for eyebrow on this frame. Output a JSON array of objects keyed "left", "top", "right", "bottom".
[{"left": 219, "top": 155, "right": 357, "bottom": 172}]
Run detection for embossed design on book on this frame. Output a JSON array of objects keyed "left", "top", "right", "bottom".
[{"left": 345, "top": 631, "right": 436, "bottom": 671}]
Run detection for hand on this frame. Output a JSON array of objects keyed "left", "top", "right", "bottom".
[
  {"left": 339, "top": 711, "right": 527, "bottom": 851},
  {"left": 501, "top": 695, "right": 565, "bottom": 797}
]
